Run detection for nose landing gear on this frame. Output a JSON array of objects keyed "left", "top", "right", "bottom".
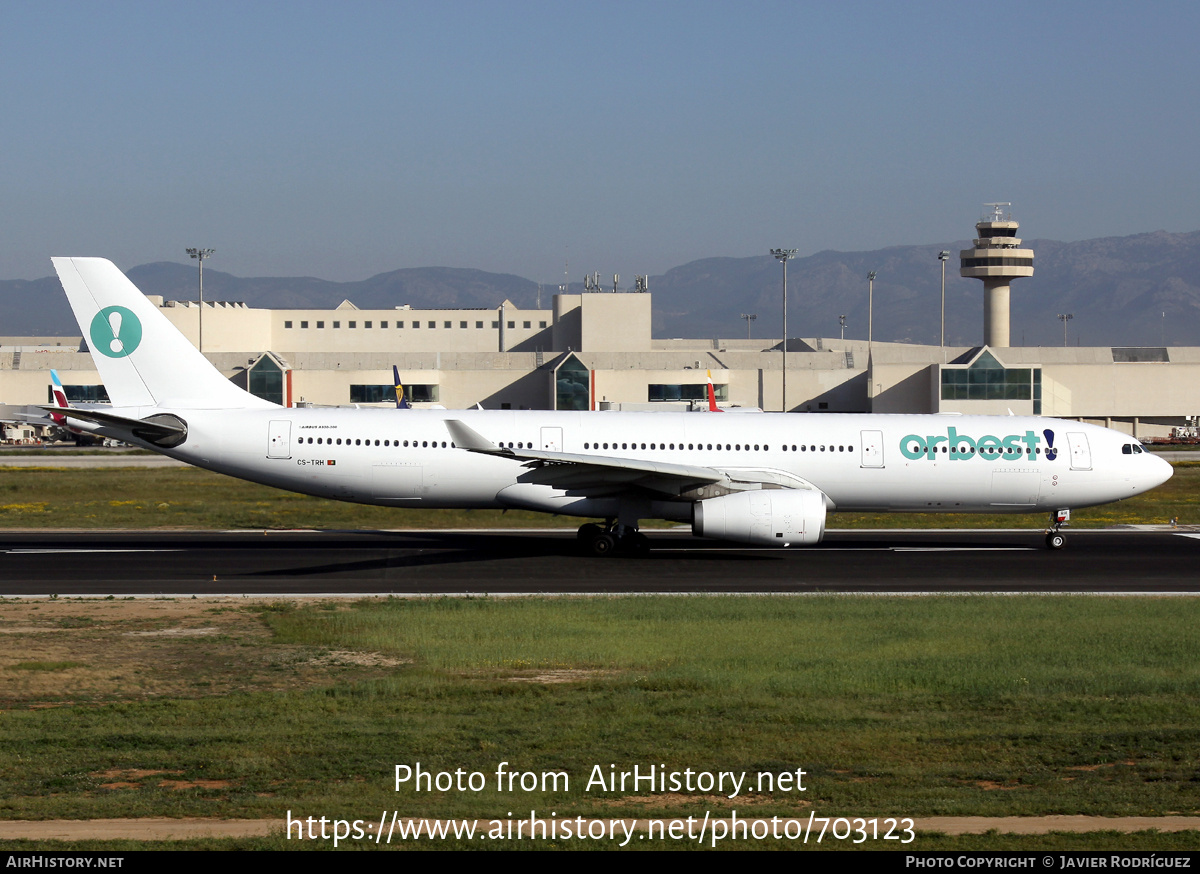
[{"left": 1044, "top": 508, "right": 1070, "bottom": 550}]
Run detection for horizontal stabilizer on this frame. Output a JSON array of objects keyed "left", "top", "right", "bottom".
[
  {"left": 36, "top": 406, "right": 188, "bottom": 448},
  {"left": 0, "top": 404, "right": 55, "bottom": 425}
]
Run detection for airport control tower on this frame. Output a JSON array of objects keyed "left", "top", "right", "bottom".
[{"left": 959, "top": 203, "right": 1034, "bottom": 347}]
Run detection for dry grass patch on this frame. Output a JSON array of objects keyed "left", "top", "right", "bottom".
[
  {"left": 0, "top": 598, "right": 405, "bottom": 706},
  {"left": 503, "top": 668, "right": 621, "bottom": 684}
]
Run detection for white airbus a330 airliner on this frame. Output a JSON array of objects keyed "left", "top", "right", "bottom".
[{"left": 44, "top": 257, "right": 1171, "bottom": 554}]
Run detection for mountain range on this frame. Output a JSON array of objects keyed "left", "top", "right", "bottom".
[{"left": 6, "top": 230, "right": 1199, "bottom": 348}]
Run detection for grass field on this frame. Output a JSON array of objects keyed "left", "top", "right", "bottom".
[
  {"left": 0, "top": 460, "right": 1196, "bottom": 850},
  {"left": 1, "top": 595, "right": 1199, "bottom": 851},
  {"left": 0, "top": 462, "right": 1194, "bottom": 530}
]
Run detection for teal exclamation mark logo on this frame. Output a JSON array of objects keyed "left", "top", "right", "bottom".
[{"left": 89, "top": 306, "right": 142, "bottom": 358}]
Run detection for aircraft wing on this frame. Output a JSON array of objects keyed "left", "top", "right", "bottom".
[{"left": 445, "top": 418, "right": 727, "bottom": 496}]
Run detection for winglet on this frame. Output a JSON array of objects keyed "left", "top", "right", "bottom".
[{"left": 444, "top": 419, "right": 505, "bottom": 453}]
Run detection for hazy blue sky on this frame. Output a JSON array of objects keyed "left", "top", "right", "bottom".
[{"left": 3, "top": 1, "right": 1197, "bottom": 282}]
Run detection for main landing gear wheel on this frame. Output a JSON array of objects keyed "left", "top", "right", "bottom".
[
  {"left": 624, "top": 531, "right": 651, "bottom": 555},
  {"left": 577, "top": 522, "right": 650, "bottom": 556},
  {"left": 1045, "top": 531, "right": 1066, "bottom": 550},
  {"left": 577, "top": 523, "right": 604, "bottom": 542},
  {"left": 589, "top": 532, "right": 617, "bottom": 556}
]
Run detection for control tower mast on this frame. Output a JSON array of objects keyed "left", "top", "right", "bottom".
[{"left": 958, "top": 203, "right": 1034, "bottom": 347}]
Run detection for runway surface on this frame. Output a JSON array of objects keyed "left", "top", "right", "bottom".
[{"left": 0, "top": 528, "right": 1196, "bottom": 596}]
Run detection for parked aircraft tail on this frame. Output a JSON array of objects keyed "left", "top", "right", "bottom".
[
  {"left": 49, "top": 370, "right": 69, "bottom": 425},
  {"left": 393, "top": 365, "right": 411, "bottom": 409},
  {"left": 51, "top": 258, "right": 273, "bottom": 410},
  {"left": 706, "top": 370, "right": 724, "bottom": 412}
]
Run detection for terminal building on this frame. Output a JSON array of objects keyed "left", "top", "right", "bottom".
[{"left": 2, "top": 207, "right": 1197, "bottom": 439}]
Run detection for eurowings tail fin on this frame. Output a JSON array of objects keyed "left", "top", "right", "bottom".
[
  {"left": 49, "top": 370, "right": 68, "bottom": 425},
  {"left": 51, "top": 258, "right": 274, "bottom": 410}
]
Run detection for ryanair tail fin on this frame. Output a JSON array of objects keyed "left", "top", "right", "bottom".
[{"left": 52, "top": 258, "right": 274, "bottom": 410}]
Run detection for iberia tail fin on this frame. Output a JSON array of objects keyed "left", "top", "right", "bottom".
[
  {"left": 52, "top": 258, "right": 274, "bottom": 410},
  {"left": 706, "top": 370, "right": 724, "bottom": 412}
]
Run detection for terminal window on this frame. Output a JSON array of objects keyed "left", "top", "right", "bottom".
[
  {"left": 460, "top": 321, "right": 467, "bottom": 329},
  {"left": 348, "top": 321, "right": 356, "bottom": 329},
  {"left": 523, "top": 321, "right": 531, "bottom": 329},
  {"left": 316, "top": 321, "right": 324, "bottom": 329},
  {"left": 284, "top": 321, "right": 293, "bottom": 329},
  {"left": 940, "top": 351, "right": 1042, "bottom": 413},
  {"left": 648, "top": 383, "right": 728, "bottom": 402},
  {"left": 350, "top": 384, "right": 439, "bottom": 404},
  {"left": 53, "top": 385, "right": 110, "bottom": 403},
  {"left": 300, "top": 321, "right": 308, "bottom": 328},
  {"left": 333, "top": 321, "right": 340, "bottom": 329},
  {"left": 476, "top": 321, "right": 484, "bottom": 328},
  {"left": 444, "top": 321, "right": 452, "bottom": 329}
]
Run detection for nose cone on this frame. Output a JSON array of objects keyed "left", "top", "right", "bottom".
[{"left": 1144, "top": 453, "right": 1174, "bottom": 492}]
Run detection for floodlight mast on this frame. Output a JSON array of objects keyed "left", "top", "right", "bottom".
[
  {"left": 185, "top": 247, "right": 215, "bottom": 354},
  {"left": 867, "top": 271, "right": 877, "bottom": 350},
  {"left": 1058, "top": 313, "right": 1074, "bottom": 346},
  {"left": 771, "top": 248, "right": 797, "bottom": 412},
  {"left": 938, "top": 250, "right": 950, "bottom": 361},
  {"left": 740, "top": 312, "right": 757, "bottom": 339}
]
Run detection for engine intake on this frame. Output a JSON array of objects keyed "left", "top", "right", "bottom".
[{"left": 692, "top": 489, "right": 826, "bottom": 547}]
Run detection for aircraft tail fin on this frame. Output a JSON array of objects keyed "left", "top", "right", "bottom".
[
  {"left": 52, "top": 258, "right": 274, "bottom": 410},
  {"left": 49, "top": 370, "right": 68, "bottom": 424},
  {"left": 393, "top": 365, "right": 411, "bottom": 409},
  {"left": 706, "top": 370, "right": 724, "bottom": 412}
]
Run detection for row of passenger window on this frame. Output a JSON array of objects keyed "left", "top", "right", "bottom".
[
  {"left": 295, "top": 435, "right": 865, "bottom": 455},
  {"left": 581, "top": 441, "right": 857, "bottom": 453},
  {"left": 283, "top": 320, "right": 547, "bottom": 330},
  {"left": 906, "top": 444, "right": 1047, "bottom": 456},
  {"left": 298, "top": 436, "right": 453, "bottom": 448}
]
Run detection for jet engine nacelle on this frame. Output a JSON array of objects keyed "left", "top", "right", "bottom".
[{"left": 692, "top": 488, "right": 826, "bottom": 547}]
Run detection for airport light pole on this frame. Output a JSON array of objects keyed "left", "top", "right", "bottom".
[
  {"left": 186, "top": 247, "right": 215, "bottom": 354},
  {"left": 740, "top": 312, "right": 757, "bottom": 339},
  {"left": 1058, "top": 313, "right": 1073, "bottom": 346},
  {"left": 867, "top": 271, "right": 877, "bottom": 351},
  {"left": 771, "top": 248, "right": 797, "bottom": 412},
  {"left": 839, "top": 314, "right": 847, "bottom": 340},
  {"left": 938, "top": 251, "right": 950, "bottom": 361}
]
